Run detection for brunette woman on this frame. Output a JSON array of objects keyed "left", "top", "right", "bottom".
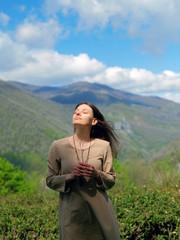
[{"left": 46, "top": 102, "right": 120, "bottom": 240}]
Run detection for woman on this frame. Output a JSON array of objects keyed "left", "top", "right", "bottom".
[{"left": 46, "top": 102, "right": 120, "bottom": 240}]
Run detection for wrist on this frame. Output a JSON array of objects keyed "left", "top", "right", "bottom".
[
  {"left": 95, "top": 169, "right": 100, "bottom": 179},
  {"left": 65, "top": 173, "right": 75, "bottom": 182},
  {"left": 95, "top": 170, "right": 102, "bottom": 184}
]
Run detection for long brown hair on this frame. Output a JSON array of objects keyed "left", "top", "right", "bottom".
[{"left": 75, "top": 102, "right": 120, "bottom": 158}]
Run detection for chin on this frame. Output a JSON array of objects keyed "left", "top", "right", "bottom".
[{"left": 73, "top": 122, "right": 81, "bottom": 126}]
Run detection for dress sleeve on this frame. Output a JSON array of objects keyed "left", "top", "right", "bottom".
[
  {"left": 97, "top": 143, "right": 116, "bottom": 190},
  {"left": 46, "top": 141, "right": 70, "bottom": 193}
]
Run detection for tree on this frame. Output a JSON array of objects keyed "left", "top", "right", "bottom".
[{"left": 0, "top": 157, "right": 30, "bottom": 194}]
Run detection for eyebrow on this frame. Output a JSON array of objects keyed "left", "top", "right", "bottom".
[{"left": 76, "top": 108, "right": 90, "bottom": 112}]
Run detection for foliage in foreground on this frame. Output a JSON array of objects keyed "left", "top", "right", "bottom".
[
  {"left": 0, "top": 157, "right": 42, "bottom": 196},
  {"left": 0, "top": 157, "right": 32, "bottom": 195},
  {"left": 113, "top": 187, "right": 180, "bottom": 239},
  {"left": 0, "top": 154, "right": 180, "bottom": 239},
  {"left": 0, "top": 185, "right": 179, "bottom": 240}
]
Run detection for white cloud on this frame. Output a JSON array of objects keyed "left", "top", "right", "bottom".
[
  {"left": 0, "top": 30, "right": 180, "bottom": 103},
  {"left": 0, "top": 12, "right": 10, "bottom": 26},
  {"left": 0, "top": 32, "right": 105, "bottom": 85},
  {"left": 15, "top": 18, "right": 65, "bottom": 48},
  {"left": 88, "top": 66, "right": 180, "bottom": 100},
  {"left": 44, "top": 0, "right": 180, "bottom": 55},
  {"left": 0, "top": 31, "right": 33, "bottom": 71},
  {"left": 163, "top": 92, "right": 180, "bottom": 103},
  {"left": 85, "top": 67, "right": 180, "bottom": 98}
]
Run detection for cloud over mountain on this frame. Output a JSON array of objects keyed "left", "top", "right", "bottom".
[
  {"left": 1, "top": 29, "right": 180, "bottom": 103},
  {"left": 0, "top": 1, "right": 180, "bottom": 103}
]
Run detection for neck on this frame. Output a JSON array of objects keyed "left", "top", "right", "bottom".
[{"left": 74, "top": 128, "right": 91, "bottom": 143}]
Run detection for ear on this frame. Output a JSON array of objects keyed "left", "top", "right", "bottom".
[{"left": 92, "top": 118, "right": 98, "bottom": 126}]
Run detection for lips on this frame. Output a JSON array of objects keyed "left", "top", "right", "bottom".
[{"left": 75, "top": 117, "right": 82, "bottom": 120}]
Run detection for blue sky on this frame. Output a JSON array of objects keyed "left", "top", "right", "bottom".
[{"left": 0, "top": 0, "right": 180, "bottom": 103}]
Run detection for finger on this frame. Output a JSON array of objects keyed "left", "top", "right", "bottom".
[
  {"left": 79, "top": 169, "right": 93, "bottom": 175},
  {"left": 73, "top": 170, "right": 81, "bottom": 176},
  {"left": 79, "top": 173, "right": 92, "bottom": 176},
  {"left": 76, "top": 166, "right": 94, "bottom": 172},
  {"left": 78, "top": 164, "right": 94, "bottom": 170},
  {"left": 79, "top": 162, "right": 92, "bottom": 167}
]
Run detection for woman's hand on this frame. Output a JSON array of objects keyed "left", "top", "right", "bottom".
[
  {"left": 76, "top": 162, "right": 100, "bottom": 177},
  {"left": 66, "top": 162, "right": 102, "bottom": 184},
  {"left": 76, "top": 162, "right": 102, "bottom": 184},
  {"left": 65, "top": 164, "right": 82, "bottom": 181}
]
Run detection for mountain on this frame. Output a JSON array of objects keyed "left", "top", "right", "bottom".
[
  {"left": 100, "top": 102, "right": 180, "bottom": 160},
  {"left": 10, "top": 81, "right": 171, "bottom": 108},
  {"left": 1, "top": 79, "right": 180, "bottom": 172},
  {"left": 149, "top": 140, "right": 180, "bottom": 165},
  {"left": 9, "top": 80, "right": 180, "bottom": 154},
  {"left": 0, "top": 80, "right": 73, "bottom": 171}
]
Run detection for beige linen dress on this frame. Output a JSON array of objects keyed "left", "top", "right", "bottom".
[{"left": 46, "top": 137, "right": 120, "bottom": 240}]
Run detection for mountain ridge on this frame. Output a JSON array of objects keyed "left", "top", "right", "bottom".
[{"left": 9, "top": 80, "right": 176, "bottom": 108}]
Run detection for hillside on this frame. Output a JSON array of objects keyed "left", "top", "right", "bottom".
[
  {"left": 100, "top": 102, "right": 180, "bottom": 160},
  {"left": 149, "top": 140, "right": 180, "bottom": 166},
  {"left": 0, "top": 80, "right": 73, "bottom": 171},
  {"left": 1, "top": 79, "right": 180, "bottom": 172},
  {"left": 10, "top": 81, "right": 174, "bottom": 108}
]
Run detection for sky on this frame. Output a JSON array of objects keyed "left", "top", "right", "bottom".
[{"left": 0, "top": 0, "right": 180, "bottom": 103}]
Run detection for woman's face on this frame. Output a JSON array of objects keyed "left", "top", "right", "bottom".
[{"left": 73, "top": 104, "right": 97, "bottom": 127}]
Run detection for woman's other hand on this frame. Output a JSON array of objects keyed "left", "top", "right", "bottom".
[
  {"left": 77, "top": 162, "right": 99, "bottom": 177},
  {"left": 66, "top": 162, "right": 102, "bottom": 184}
]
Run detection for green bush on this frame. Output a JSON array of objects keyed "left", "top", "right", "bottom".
[
  {"left": 112, "top": 187, "right": 180, "bottom": 239},
  {"left": 0, "top": 193, "right": 59, "bottom": 240},
  {"left": 0, "top": 157, "right": 179, "bottom": 239},
  {"left": 0, "top": 187, "right": 179, "bottom": 240},
  {"left": 0, "top": 157, "right": 33, "bottom": 194}
]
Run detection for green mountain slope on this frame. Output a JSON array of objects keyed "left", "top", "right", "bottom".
[
  {"left": 1, "top": 79, "right": 180, "bottom": 172},
  {"left": 149, "top": 140, "right": 180, "bottom": 165},
  {"left": 0, "top": 80, "right": 73, "bottom": 171},
  {"left": 101, "top": 102, "right": 180, "bottom": 161}
]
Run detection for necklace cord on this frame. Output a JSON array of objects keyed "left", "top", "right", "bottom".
[{"left": 73, "top": 135, "right": 91, "bottom": 163}]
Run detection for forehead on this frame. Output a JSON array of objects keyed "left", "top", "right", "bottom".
[{"left": 76, "top": 104, "right": 93, "bottom": 112}]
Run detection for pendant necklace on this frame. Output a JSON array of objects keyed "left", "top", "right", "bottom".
[{"left": 73, "top": 135, "right": 91, "bottom": 163}]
